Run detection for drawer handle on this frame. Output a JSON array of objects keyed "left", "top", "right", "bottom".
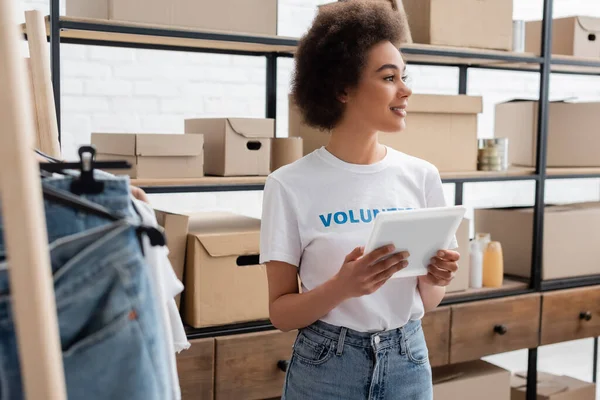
[
  {"left": 494, "top": 325, "right": 508, "bottom": 335},
  {"left": 277, "top": 360, "right": 290, "bottom": 372},
  {"left": 580, "top": 311, "right": 593, "bottom": 321}
]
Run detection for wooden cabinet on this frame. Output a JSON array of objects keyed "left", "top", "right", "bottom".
[
  {"left": 541, "top": 286, "right": 600, "bottom": 345},
  {"left": 449, "top": 294, "right": 541, "bottom": 363},
  {"left": 177, "top": 338, "right": 215, "bottom": 400},
  {"left": 422, "top": 306, "right": 451, "bottom": 367},
  {"left": 214, "top": 330, "right": 297, "bottom": 400}
]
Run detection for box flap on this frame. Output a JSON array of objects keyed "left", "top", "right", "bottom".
[
  {"left": 432, "top": 360, "right": 506, "bottom": 384},
  {"left": 407, "top": 94, "right": 483, "bottom": 114},
  {"left": 91, "top": 133, "right": 136, "bottom": 156},
  {"left": 577, "top": 16, "right": 600, "bottom": 33},
  {"left": 136, "top": 134, "right": 203, "bottom": 157},
  {"left": 187, "top": 212, "right": 261, "bottom": 257},
  {"left": 226, "top": 118, "right": 274, "bottom": 139},
  {"left": 194, "top": 231, "right": 259, "bottom": 257}
]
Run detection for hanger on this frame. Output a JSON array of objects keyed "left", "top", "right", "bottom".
[
  {"left": 39, "top": 146, "right": 130, "bottom": 195},
  {"left": 39, "top": 145, "right": 166, "bottom": 247}
]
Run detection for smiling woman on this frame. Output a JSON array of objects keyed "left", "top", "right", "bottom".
[{"left": 259, "top": 1, "right": 460, "bottom": 399}]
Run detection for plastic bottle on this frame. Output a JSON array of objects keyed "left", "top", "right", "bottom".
[
  {"left": 482, "top": 241, "right": 504, "bottom": 288},
  {"left": 469, "top": 240, "right": 483, "bottom": 289}
]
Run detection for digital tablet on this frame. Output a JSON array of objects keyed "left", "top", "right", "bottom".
[{"left": 363, "top": 206, "right": 467, "bottom": 279}]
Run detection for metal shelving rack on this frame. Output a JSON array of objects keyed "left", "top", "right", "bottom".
[{"left": 41, "top": 0, "right": 600, "bottom": 398}]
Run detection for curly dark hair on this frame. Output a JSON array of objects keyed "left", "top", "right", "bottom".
[{"left": 291, "top": 0, "right": 408, "bottom": 131}]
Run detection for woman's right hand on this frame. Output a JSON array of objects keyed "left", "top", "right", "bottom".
[{"left": 333, "top": 245, "right": 410, "bottom": 299}]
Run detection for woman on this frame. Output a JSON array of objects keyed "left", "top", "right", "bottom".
[{"left": 259, "top": 1, "right": 460, "bottom": 399}]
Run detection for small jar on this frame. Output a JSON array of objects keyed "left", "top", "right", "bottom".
[{"left": 483, "top": 241, "right": 504, "bottom": 288}]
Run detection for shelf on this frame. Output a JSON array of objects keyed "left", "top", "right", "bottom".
[
  {"left": 441, "top": 167, "right": 537, "bottom": 183},
  {"left": 490, "top": 55, "right": 600, "bottom": 76},
  {"left": 133, "top": 176, "right": 267, "bottom": 193},
  {"left": 400, "top": 43, "right": 542, "bottom": 68},
  {"left": 441, "top": 277, "right": 531, "bottom": 306},
  {"left": 25, "top": 16, "right": 548, "bottom": 68},
  {"left": 541, "top": 274, "right": 600, "bottom": 292},
  {"left": 546, "top": 167, "right": 600, "bottom": 180},
  {"left": 29, "top": 16, "right": 299, "bottom": 56}
]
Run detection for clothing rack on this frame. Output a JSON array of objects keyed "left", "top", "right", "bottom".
[{"left": 0, "top": 0, "right": 67, "bottom": 398}]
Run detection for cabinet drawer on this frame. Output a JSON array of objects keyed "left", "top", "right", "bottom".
[
  {"left": 215, "top": 330, "right": 297, "bottom": 400},
  {"left": 541, "top": 286, "right": 600, "bottom": 345},
  {"left": 450, "top": 294, "right": 540, "bottom": 363},
  {"left": 422, "top": 307, "right": 450, "bottom": 367},
  {"left": 177, "top": 338, "right": 215, "bottom": 400}
]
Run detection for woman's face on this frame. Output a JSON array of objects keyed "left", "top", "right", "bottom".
[{"left": 343, "top": 40, "right": 412, "bottom": 133}]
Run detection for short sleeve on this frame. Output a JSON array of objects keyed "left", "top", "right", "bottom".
[
  {"left": 259, "top": 176, "right": 303, "bottom": 267},
  {"left": 425, "top": 165, "right": 459, "bottom": 250}
]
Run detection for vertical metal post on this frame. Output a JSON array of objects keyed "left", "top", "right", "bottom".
[
  {"left": 454, "top": 182, "right": 464, "bottom": 205},
  {"left": 266, "top": 53, "right": 277, "bottom": 124},
  {"left": 50, "top": 0, "right": 61, "bottom": 139},
  {"left": 593, "top": 337, "right": 598, "bottom": 383},
  {"left": 458, "top": 66, "right": 468, "bottom": 95},
  {"left": 527, "top": 0, "right": 553, "bottom": 398}
]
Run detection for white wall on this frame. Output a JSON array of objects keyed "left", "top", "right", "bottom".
[{"left": 17, "top": 0, "right": 600, "bottom": 218}]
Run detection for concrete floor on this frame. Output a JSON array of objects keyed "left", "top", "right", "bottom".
[{"left": 484, "top": 338, "right": 598, "bottom": 399}]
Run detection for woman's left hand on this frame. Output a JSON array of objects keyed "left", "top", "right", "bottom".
[{"left": 420, "top": 250, "right": 460, "bottom": 287}]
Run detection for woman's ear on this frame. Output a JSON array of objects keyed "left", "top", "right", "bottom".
[{"left": 337, "top": 90, "right": 349, "bottom": 104}]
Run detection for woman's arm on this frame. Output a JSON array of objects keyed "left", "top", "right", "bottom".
[
  {"left": 418, "top": 249, "right": 460, "bottom": 312},
  {"left": 266, "top": 261, "right": 347, "bottom": 332}
]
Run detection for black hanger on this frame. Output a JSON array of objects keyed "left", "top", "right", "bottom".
[
  {"left": 39, "top": 145, "right": 165, "bottom": 247},
  {"left": 39, "top": 146, "right": 131, "bottom": 195}
]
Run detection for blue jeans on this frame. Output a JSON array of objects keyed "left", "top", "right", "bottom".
[
  {"left": 283, "top": 319, "right": 433, "bottom": 400},
  {"left": 0, "top": 176, "right": 171, "bottom": 399}
]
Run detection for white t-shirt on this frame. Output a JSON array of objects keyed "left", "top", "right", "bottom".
[{"left": 259, "top": 146, "right": 457, "bottom": 333}]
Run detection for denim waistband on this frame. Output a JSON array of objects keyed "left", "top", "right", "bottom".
[
  {"left": 305, "top": 319, "right": 422, "bottom": 349},
  {"left": 0, "top": 175, "right": 133, "bottom": 261}
]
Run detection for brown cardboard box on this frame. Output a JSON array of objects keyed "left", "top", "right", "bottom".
[
  {"left": 154, "top": 209, "right": 211, "bottom": 309},
  {"left": 271, "top": 137, "right": 303, "bottom": 171},
  {"left": 185, "top": 118, "right": 274, "bottom": 177},
  {"left": 380, "top": 94, "right": 482, "bottom": 172},
  {"left": 66, "top": 0, "right": 277, "bottom": 35},
  {"left": 511, "top": 371, "right": 596, "bottom": 400},
  {"left": 474, "top": 202, "right": 600, "bottom": 280},
  {"left": 290, "top": 94, "right": 482, "bottom": 172},
  {"left": 433, "top": 360, "right": 511, "bottom": 400},
  {"left": 526, "top": 16, "right": 600, "bottom": 58},
  {"left": 182, "top": 212, "right": 269, "bottom": 328},
  {"left": 495, "top": 100, "right": 600, "bottom": 168},
  {"left": 446, "top": 218, "right": 471, "bottom": 293},
  {"left": 402, "top": 0, "right": 513, "bottom": 50},
  {"left": 91, "top": 133, "right": 204, "bottom": 179}
]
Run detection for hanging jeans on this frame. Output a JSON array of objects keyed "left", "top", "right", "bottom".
[
  {"left": 282, "top": 318, "right": 433, "bottom": 400},
  {"left": 0, "top": 176, "right": 171, "bottom": 400}
]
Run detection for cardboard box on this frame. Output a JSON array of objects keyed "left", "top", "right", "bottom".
[
  {"left": 154, "top": 209, "right": 211, "bottom": 309},
  {"left": 402, "top": 0, "right": 513, "bottom": 50},
  {"left": 183, "top": 212, "right": 269, "bottom": 328},
  {"left": 271, "top": 137, "right": 303, "bottom": 171},
  {"left": 495, "top": 100, "right": 600, "bottom": 168},
  {"left": 433, "top": 360, "right": 511, "bottom": 400},
  {"left": 511, "top": 371, "right": 596, "bottom": 400},
  {"left": 290, "top": 94, "right": 482, "bottom": 172},
  {"left": 474, "top": 202, "right": 600, "bottom": 280},
  {"left": 66, "top": 0, "right": 277, "bottom": 35},
  {"left": 91, "top": 133, "right": 204, "bottom": 179},
  {"left": 446, "top": 218, "right": 471, "bottom": 293},
  {"left": 185, "top": 118, "right": 274, "bottom": 177},
  {"left": 526, "top": 16, "right": 600, "bottom": 58}
]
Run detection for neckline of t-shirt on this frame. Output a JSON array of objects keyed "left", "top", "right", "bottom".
[{"left": 315, "top": 146, "right": 392, "bottom": 174}]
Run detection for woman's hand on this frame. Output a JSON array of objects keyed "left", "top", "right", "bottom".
[
  {"left": 419, "top": 250, "right": 460, "bottom": 287},
  {"left": 130, "top": 185, "right": 149, "bottom": 203},
  {"left": 333, "top": 245, "right": 410, "bottom": 299}
]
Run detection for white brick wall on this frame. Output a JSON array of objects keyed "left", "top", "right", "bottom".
[{"left": 17, "top": 0, "right": 600, "bottom": 218}]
